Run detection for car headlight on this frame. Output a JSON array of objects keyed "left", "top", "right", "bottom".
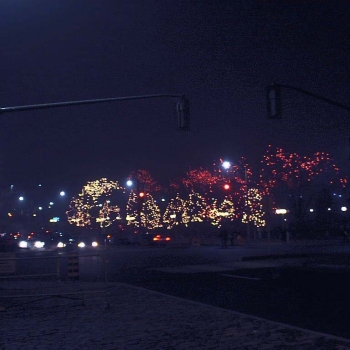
[
  {"left": 19, "top": 240, "right": 28, "bottom": 248},
  {"left": 78, "top": 242, "right": 85, "bottom": 248},
  {"left": 34, "top": 241, "right": 45, "bottom": 249},
  {"left": 91, "top": 241, "right": 98, "bottom": 247},
  {"left": 57, "top": 242, "right": 66, "bottom": 248}
]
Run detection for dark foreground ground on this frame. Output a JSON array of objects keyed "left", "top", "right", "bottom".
[{"left": 115, "top": 253, "right": 350, "bottom": 339}]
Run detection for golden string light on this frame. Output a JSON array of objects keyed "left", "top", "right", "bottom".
[
  {"left": 64, "top": 147, "right": 346, "bottom": 233},
  {"left": 66, "top": 178, "right": 124, "bottom": 228}
]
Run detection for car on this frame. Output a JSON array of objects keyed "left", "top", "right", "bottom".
[
  {"left": 45, "top": 231, "right": 77, "bottom": 251},
  {"left": 75, "top": 236, "right": 104, "bottom": 249},
  {"left": 18, "top": 231, "right": 47, "bottom": 250},
  {"left": 148, "top": 233, "right": 172, "bottom": 246},
  {"left": 17, "top": 231, "right": 77, "bottom": 251}
]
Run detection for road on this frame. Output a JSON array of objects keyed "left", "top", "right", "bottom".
[
  {"left": 102, "top": 244, "right": 350, "bottom": 340},
  {"left": 5, "top": 242, "right": 350, "bottom": 339}
]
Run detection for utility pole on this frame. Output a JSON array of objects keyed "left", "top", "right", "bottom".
[{"left": 244, "top": 166, "right": 251, "bottom": 240}]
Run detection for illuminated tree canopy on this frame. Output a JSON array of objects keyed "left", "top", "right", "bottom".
[
  {"left": 65, "top": 146, "right": 348, "bottom": 235},
  {"left": 66, "top": 178, "right": 124, "bottom": 228}
]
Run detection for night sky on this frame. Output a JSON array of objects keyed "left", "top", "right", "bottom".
[{"left": 1, "top": 1, "right": 349, "bottom": 193}]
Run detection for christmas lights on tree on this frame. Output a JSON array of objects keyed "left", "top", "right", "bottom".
[
  {"left": 206, "top": 198, "right": 219, "bottom": 226},
  {"left": 182, "top": 191, "right": 208, "bottom": 226},
  {"left": 203, "top": 197, "right": 236, "bottom": 227},
  {"left": 125, "top": 191, "right": 162, "bottom": 229},
  {"left": 125, "top": 190, "right": 139, "bottom": 226},
  {"left": 141, "top": 193, "right": 162, "bottom": 229},
  {"left": 163, "top": 193, "right": 186, "bottom": 229},
  {"left": 66, "top": 178, "right": 124, "bottom": 228},
  {"left": 63, "top": 146, "right": 347, "bottom": 235},
  {"left": 242, "top": 188, "right": 266, "bottom": 227}
]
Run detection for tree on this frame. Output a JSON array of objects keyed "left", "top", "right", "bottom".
[
  {"left": 163, "top": 193, "right": 186, "bottom": 229},
  {"left": 128, "top": 169, "right": 161, "bottom": 193},
  {"left": 258, "top": 145, "right": 347, "bottom": 234},
  {"left": 140, "top": 193, "right": 162, "bottom": 230},
  {"left": 66, "top": 178, "right": 124, "bottom": 229},
  {"left": 181, "top": 167, "right": 218, "bottom": 194},
  {"left": 182, "top": 191, "right": 207, "bottom": 227}
]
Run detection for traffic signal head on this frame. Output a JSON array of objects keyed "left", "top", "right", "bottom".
[
  {"left": 266, "top": 84, "right": 282, "bottom": 119},
  {"left": 176, "top": 96, "right": 190, "bottom": 131},
  {"left": 138, "top": 191, "right": 145, "bottom": 198}
]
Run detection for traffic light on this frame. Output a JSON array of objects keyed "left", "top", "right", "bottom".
[
  {"left": 223, "top": 184, "right": 230, "bottom": 190},
  {"left": 266, "top": 84, "right": 282, "bottom": 119},
  {"left": 176, "top": 95, "right": 190, "bottom": 131},
  {"left": 138, "top": 191, "right": 145, "bottom": 201}
]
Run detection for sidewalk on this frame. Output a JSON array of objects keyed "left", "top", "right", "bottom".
[
  {"left": 191, "top": 238, "right": 350, "bottom": 261},
  {"left": 2, "top": 282, "right": 350, "bottom": 349}
]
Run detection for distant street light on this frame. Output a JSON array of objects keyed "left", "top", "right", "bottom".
[
  {"left": 275, "top": 209, "right": 287, "bottom": 215},
  {"left": 19, "top": 196, "right": 24, "bottom": 201},
  {"left": 275, "top": 208, "right": 288, "bottom": 242},
  {"left": 222, "top": 161, "right": 231, "bottom": 170},
  {"left": 341, "top": 206, "right": 347, "bottom": 212},
  {"left": 126, "top": 180, "right": 133, "bottom": 187},
  {"left": 60, "top": 191, "right": 65, "bottom": 197}
]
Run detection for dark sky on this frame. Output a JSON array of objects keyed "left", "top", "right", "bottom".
[{"left": 1, "top": 0, "right": 349, "bottom": 192}]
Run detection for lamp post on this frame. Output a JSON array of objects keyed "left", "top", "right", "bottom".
[
  {"left": 18, "top": 196, "right": 36, "bottom": 233},
  {"left": 127, "top": 178, "right": 145, "bottom": 231},
  {"left": 341, "top": 206, "right": 348, "bottom": 238},
  {"left": 221, "top": 161, "right": 249, "bottom": 238},
  {"left": 275, "top": 208, "right": 288, "bottom": 242}
]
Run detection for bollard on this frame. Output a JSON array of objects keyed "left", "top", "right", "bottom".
[{"left": 67, "top": 253, "right": 79, "bottom": 280}]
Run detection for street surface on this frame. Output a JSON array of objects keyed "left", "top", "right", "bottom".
[
  {"left": 102, "top": 242, "right": 350, "bottom": 339},
  {"left": 7, "top": 240, "right": 350, "bottom": 340}
]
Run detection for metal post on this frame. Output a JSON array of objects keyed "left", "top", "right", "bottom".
[
  {"left": 137, "top": 178, "right": 141, "bottom": 231},
  {"left": 245, "top": 167, "right": 250, "bottom": 240}
]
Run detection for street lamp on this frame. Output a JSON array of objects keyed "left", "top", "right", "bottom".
[
  {"left": 221, "top": 160, "right": 250, "bottom": 238},
  {"left": 222, "top": 161, "right": 231, "bottom": 170},
  {"left": 126, "top": 180, "right": 133, "bottom": 187},
  {"left": 127, "top": 177, "right": 144, "bottom": 230},
  {"left": 275, "top": 208, "right": 288, "bottom": 242}
]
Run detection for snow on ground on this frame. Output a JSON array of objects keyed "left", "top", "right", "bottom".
[{"left": 2, "top": 282, "right": 350, "bottom": 350}]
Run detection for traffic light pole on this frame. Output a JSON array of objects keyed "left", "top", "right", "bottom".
[
  {"left": 137, "top": 178, "right": 142, "bottom": 230},
  {"left": 266, "top": 83, "right": 350, "bottom": 240},
  {"left": 0, "top": 93, "right": 190, "bottom": 130},
  {"left": 267, "top": 83, "right": 350, "bottom": 119}
]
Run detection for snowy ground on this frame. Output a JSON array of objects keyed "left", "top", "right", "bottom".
[{"left": 2, "top": 282, "right": 350, "bottom": 350}]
